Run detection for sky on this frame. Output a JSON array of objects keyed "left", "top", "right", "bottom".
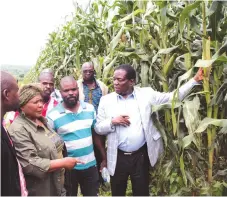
[{"left": 0, "top": 0, "right": 90, "bottom": 67}]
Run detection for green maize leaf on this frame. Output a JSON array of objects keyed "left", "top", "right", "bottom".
[
  {"left": 184, "top": 53, "right": 192, "bottom": 70},
  {"left": 189, "top": 15, "right": 202, "bottom": 35},
  {"left": 140, "top": 62, "right": 149, "bottom": 87},
  {"left": 213, "top": 169, "right": 227, "bottom": 178},
  {"left": 146, "top": 15, "right": 161, "bottom": 27},
  {"left": 179, "top": 1, "right": 201, "bottom": 35},
  {"left": 214, "top": 56, "right": 227, "bottom": 64},
  {"left": 118, "top": 9, "right": 144, "bottom": 23},
  {"left": 222, "top": 182, "right": 227, "bottom": 188},
  {"left": 139, "top": 29, "right": 149, "bottom": 48},
  {"left": 184, "top": 91, "right": 209, "bottom": 101},
  {"left": 152, "top": 114, "right": 168, "bottom": 147},
  {"left": 154, "top": 70, "right": 167, "bottom": 82},
  {"left": 182, "top": 118, "right": 227, "bottom": 149},
  {"left": 182, "top": 134, "right": 194, "bottom": 149},
  {"left": 102, "top": 56, "right": 117, "bottom": 79},
  {"left": 152, "top": 102, "right": 182, "bottom": 112},
  {"left": 194, "top": 56, "right": 227, "bottom": 68},
  {"left": 207, "top": 0, "right": 219, "bottom": 16},
  {"left": 171, "top": 90, "right": 178, "bottom": 136},
  {"left": 171, "top": 187, "right": 191, "bottom": 196},
  {"left": 212, "top": 40, "right": 227, "bottom": 59},
  {"left": 210, "top": 80, "right": 227, "bottom": 105},
  {"left": 208, "top": 1, "right": 223, "bottom": 41},
  {"left": 109, "top": 25, "right": 125, "bottom": 55},
  {"left": 152, "top": 46, "right": 179, "bottom": 64},
  {"left": 163, "top": 159, "right": 174, "bottom": 178},
  {"left": 194, "top": 118, "right": 227, "bottom": 133},
  {"left": 177, "top": 68, "right": 193, "bottom": 88},
  {"left": 158, "top": 45, "right": 179, "bottom": 55},
  {"left": 183, "top": 96, "right": 201, "bottom": 135},
  {"left": 183, "top": 96, "right": 201, "bottom": 149},
  {"left": 180, "top": 153, "right": 187, "bottom": 186},
  {"left": 160, "top": 6, "right": 167, "bottom": 27},
  {"left": 200, "top": 186, "right": 211, "bottom": 195},
  {"left": 185, "top": 170, "right": 196, "bottom": 186},
  {"left": 152, "top": 53, "right": 159, "bottom": 64},
  {"left": 166, "top": 9, "right": 178, "bottom": 21},
  {"left": 118, "top": 52, "right": 150, "bottom": 61},
  {"left": 163, "top": 53, "right": 178, "bottom": 76},
  {"left": 219, "top": 127, "right": 227, "bottom": 134}
]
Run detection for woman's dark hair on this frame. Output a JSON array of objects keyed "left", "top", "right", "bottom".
[{"left": 115, "top": 64, "right": 136, "bottom": 80}]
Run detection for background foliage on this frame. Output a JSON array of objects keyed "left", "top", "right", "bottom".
[{"left": 24, "top": 0, "right": 227, "bottom": 195}]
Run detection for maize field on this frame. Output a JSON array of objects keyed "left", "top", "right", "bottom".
[{"left": 24, "top": 0, "right": 227, "bottom": 195}]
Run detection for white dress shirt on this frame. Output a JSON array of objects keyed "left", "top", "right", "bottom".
[{"left": 117, "top": 92, "right": 146, "bottom": 152}]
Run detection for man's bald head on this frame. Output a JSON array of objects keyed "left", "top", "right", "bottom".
[
  {"left": 82, "top": 62, "right": 94, "bottom": 70},
  {"left": 82, "top": 62, "right": 95, "bottom": 82},
  {"left": 1, "top": 71, "right": 16, "bottom": 90},
  {"left": 41, "top": 68, "right": 54, "bottom": 75},
  {"left": 38, "top": 72, "right": 54, "bottom": 82},
  {"left": 1, "top": 71, "right": 19, "bottom": 117},
  {"left": 60, "top": 76, "right": 79, "bottom": 108},
  {"left": 38, "top": 72, "right": 54, "bottom": 102},
  {"left": 60, "top": 76, "right": 77, "bottom": 90}
]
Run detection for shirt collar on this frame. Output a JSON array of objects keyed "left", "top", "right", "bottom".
[
  {"left": 82, "top": 78, "right": 100, "bottom": 88},
  {"left": 58, "top": 101, "right": 87, "bottom": 114},
  {"left": 117, "top": 90, "right": 136, "bottom": 100},
  {"left": 20, "top": 113, "right": 48, "bottom": 130}
]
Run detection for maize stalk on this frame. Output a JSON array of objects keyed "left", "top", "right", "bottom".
[{"left": 202, "top": 1, "right": 213, "bottom": 183}]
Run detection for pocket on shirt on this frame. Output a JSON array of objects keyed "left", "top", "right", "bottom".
[
  {"left": 152, "top": 132, "right": 161, "bottom": 141},
  {"left": 37, "top": 146, "right": 50, "bottom": 158}
]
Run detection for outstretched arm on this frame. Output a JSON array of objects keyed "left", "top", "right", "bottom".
[{"left": 152, "top": 68, "right": 203, "bottom": 105}]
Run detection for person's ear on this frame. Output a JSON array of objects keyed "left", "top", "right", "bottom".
[
  {"left": 2, "top": 89, "right": 9, "bottom": 101},
  {"left": 129, "top": 79, "right": 135, "bottom": 86},
  {"left": 20, "top": 106, "right": 25, "bottom": 112}
]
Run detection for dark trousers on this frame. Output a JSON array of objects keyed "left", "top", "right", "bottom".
[
  {"left": 71, "top": 166, "right": 99, "bottom": 196},
  {"left": 111, "top": 145, "right": 150, "bottom": 196}
]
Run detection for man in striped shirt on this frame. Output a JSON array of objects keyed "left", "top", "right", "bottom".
[{"left": 47, "top": 76, "right": 106, "bottom": 196}]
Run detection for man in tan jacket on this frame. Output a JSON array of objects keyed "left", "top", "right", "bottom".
[
  {"left": 77, "top": 62, "right": 108, "bottom": 187},
  {"left": 77, "top": 62, "right": 108, "bottom": 112}
]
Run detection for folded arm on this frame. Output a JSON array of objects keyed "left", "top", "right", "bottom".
[{"left": 95, "top": 97, "right": 116, "bottom": 135}]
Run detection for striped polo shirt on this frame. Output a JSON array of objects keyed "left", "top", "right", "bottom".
[{"left": 47, "top": 101, "right": 96, "bottom": 170}]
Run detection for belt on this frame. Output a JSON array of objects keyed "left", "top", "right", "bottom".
[{"left": 118, "top": 143, "right": 147, "bottom": 156}]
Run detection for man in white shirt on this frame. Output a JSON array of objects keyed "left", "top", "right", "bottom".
[{"left": 95, "top": 64, "right": 203, "bottom": 196}]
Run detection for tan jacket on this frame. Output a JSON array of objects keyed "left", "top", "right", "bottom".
[
  {"left": 77, "top": 78, "right": 108, "bottom": 101},
  {"left": 8, "top": 114, "right": 65, "bottom": 196}
]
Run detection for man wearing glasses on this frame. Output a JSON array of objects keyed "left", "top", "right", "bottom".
[
  {"left": 77, "top": 62, "right": 108, "bottom": 188},
  {"left": 77, "top": 62, "right": 108, "bottom": 112}
]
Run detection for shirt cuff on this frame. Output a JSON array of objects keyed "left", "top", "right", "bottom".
[{"left": 190, "top": 78, "right": 201, "bottom": 85}]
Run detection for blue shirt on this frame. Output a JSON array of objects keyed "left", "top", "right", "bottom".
[
  {"left": 83, "top": 80, "right": 102, "bottom": 112},
  {"left": 47, "top": 101, "right": 97, "bottom": 170},
  {"left": 117, "top": 92, "right": 146, "bottom": 152}
]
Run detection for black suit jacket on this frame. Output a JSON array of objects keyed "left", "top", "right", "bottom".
[{"left": 1, "top": 123, "right": 21, "bottom": 196}]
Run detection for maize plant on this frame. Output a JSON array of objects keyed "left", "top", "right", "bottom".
[{"left": 24, "top": 0, "right": 227, "bottom": 195}]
